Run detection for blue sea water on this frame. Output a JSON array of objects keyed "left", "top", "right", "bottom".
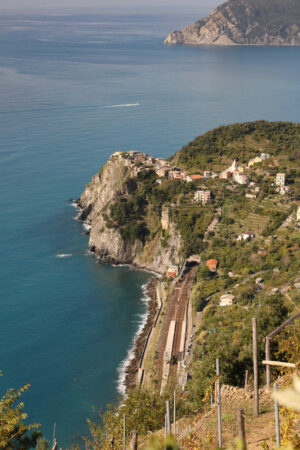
[{"left": 0, "top": 11, "right": 299, "bottom": 448}]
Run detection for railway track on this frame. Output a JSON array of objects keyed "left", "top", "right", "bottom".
[{"left": 156, "top": 266, "right": 198, "bottom": 391}]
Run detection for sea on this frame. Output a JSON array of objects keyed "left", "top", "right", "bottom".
[{"left": 0, "top": 10, "right": 299, "bottom": 448}]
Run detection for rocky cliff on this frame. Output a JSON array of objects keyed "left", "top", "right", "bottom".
[
  {"left": 165, "top": 0, "right": 300, "bottom": 46},
  {"left": 78, "top": 154, "right": 182, "bottom": 274}
]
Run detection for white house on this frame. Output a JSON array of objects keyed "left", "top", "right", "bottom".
[
  {"left": 237, "top": 233, "right": 255, "bottom": 241},
  {"left": 220, "top": 294, "right": 235, "bottom": 306},
  {"left": 234, "top": 172, "right": 249, "bottom": 185}
]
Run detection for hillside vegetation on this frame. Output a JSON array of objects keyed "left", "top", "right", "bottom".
[{"left": 171, "top": 121, "right": 300, "bottom": 171}]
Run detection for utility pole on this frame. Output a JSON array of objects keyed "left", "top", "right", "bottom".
[
  {"left": 166, "top": 400, "right": 171, "bottom": 435},
  {"left": 173, "top": 390, "right": 176, "bottom": 436},
  {"left": 252, "top": 318, "right": 259, "bottom": 416},
  {"left": 216, "top": 358, "right": 222, "bottom": 448}
]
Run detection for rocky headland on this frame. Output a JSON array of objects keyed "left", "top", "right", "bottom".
[
  {"left": 77, "top": 151, "right": 182, "bottom": 274},
  {"left": 165, "top": 0, "right": 300, "bottom": 46}
]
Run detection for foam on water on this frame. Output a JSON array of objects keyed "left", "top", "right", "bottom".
[
  {"left": 83, "top": 222, "right": 91, "bottom": 231},
  {"left": 116, "top": 282, "right": 150, "bottom": 396},
  {"left": 56, "top": 253, "right": 72, "bottom": 258}
]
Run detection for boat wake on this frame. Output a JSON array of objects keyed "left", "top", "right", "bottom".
[{"left": 103, "top": 103, "right": 140, "bottom": 108}]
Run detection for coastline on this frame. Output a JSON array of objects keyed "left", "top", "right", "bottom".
[
  {"left": 72, "top": 200, "right": 160, "bottom": 395},
  {"left": 122, "top": 277, "right": 158, "bottom": 393}
]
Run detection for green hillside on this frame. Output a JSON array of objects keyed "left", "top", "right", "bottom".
[{"left": 171, "top": 121, "right": 300, "bottom": 172}]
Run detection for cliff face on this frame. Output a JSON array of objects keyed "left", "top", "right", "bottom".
[
  {"left": 79, "top": 155, "right": 182, "bottom": 274},
  {"left": 165, "top": 0, "right": 300, "bottom": 46}
]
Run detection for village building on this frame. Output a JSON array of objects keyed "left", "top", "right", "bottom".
[
  {"left": 205, "top": 259, "right": 218, "bottom": 271},
  {"left": 219, "top": 171, "right": 232, "bottom": 180},
  {"left": 248, "top": 156, "right": 262, "bottom": 167},
  {"left": 186, "top": 175, "right": 193, "bottom": 182},
  {"left": 297, "top": 206, "right": 300, "bottom": 221},
  {"left": 128, "top": 150, "right": 141, "bottom": 158},
  {"left": 189, "top": 174, "right": 203, "bottom": 181},
  {"left": 168, "top": 167, "right": 182, "bottom": 179},
  {"left": 245, "top": 193, "right": 257, "bottom": 199},
  {"left": 276, "top": 185, "right": 290, "bottom": 195},
  {"left": 136, "top": 153, "right": 147, "bottom": 162},
  {"left": 156, "top": 167, "right": 168, "bottom": 178},
  {"left": 194, "top": 190, "right": 211, "bottom": 204},
  {"left": 167, "top": 265, "right": 179, "bottom": 278},
  {"left": 156, "top": 158, "right": 168, "bottom": 166},
  {"left": 112, "top": 151, "right": 123, "bottom": 157},
  {"left": 276, "top": 173, "right": 286, "bottom": 186},
  {"left": 234, "top": 172, "right": 249, "bottom": 185},
  {"left": 260, "top": 152, "right": 270, "bottom": 160},
  {"left": 230, "top": 159, "right": 238, "bottom": 173},
  {"left": 237, "top": 232, "right": 255, "bottom": 241},
  {"left": 220, "top": 294, "right": 235, "bottom": 306},
  {"left": 203, "top": 171, "right": 212, "bottom": 179}
]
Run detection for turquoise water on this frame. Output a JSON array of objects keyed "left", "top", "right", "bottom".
[{"left": 0, "top": 12, "right": 299, "bottom": 447}]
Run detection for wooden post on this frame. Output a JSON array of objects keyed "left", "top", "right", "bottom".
[
  {"left": 274, "top": 383, "right": 280, "bottom": 447},
  {"left": 252, "top": 318, "right": 259, "bottom": 416},
  {"left": 265, "top": 337, "right": 271, "bottom": 389},
  {"left": 237, "top": 408, "right": 246, "bottom": 450},
  {"left": 216, "top": 358, "right": 222, "bottom": 448},
  {"left": 244, "top": 370, "right": 249, "bottom": 391},
  {"left": 130, "top": 431, "right": 138, "bottom": 450}
]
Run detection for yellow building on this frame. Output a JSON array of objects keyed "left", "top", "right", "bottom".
[{"left": 276, "top": 173, "right": 286, "bottom": 186}]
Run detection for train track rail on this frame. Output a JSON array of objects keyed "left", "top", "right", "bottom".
[{"left": 156, "top": 266, "right": 198, "bottom": 391}]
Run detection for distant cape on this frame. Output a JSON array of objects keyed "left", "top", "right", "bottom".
[{"left": 164, "top": 0, "right": 300, "bottom": 46}]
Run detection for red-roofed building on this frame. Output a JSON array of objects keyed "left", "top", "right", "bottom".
[
  {"left": 190, "top": 174, "right": 203, "bottom": 180},
  {"left": 205, "top": 259, "right": 218, "bottom": 271}
]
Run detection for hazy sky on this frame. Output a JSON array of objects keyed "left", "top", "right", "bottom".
[{"left": 0, "top": 0, "right": 220, "bottom": 14}]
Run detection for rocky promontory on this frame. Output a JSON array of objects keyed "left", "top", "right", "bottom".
[
  {"left": 165, "top": 0, "right": 300, "bottom": 46},
  {"left": 78, "top": 151, "right": 182, "bottom": 274}
]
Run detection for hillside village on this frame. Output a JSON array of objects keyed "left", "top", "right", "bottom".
[{"left": 77, "top": 122, "right": 300, "bottom": 449}]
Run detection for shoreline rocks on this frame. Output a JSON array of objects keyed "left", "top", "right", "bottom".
[{"left": 124, "top": 277, "right": 158, "bottom": 391}]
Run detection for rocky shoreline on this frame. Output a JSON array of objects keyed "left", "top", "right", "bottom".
[
  {"left": 124, "top": 277, "right": 158, "bottom": 392},
  {"left": 73, "top": 199, "right": 160, "bottom": 394}
]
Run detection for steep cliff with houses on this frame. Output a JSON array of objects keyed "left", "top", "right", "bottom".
[{"left": 78, "top": 151, "right": 182, "bottom": 274}]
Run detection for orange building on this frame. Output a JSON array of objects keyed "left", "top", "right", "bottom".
[
  {"left": 205, "top": 259, "right": 218, "bottom": 271},
  {"left": 190, "top": 174, "right": 203, "bottom": 180}
]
